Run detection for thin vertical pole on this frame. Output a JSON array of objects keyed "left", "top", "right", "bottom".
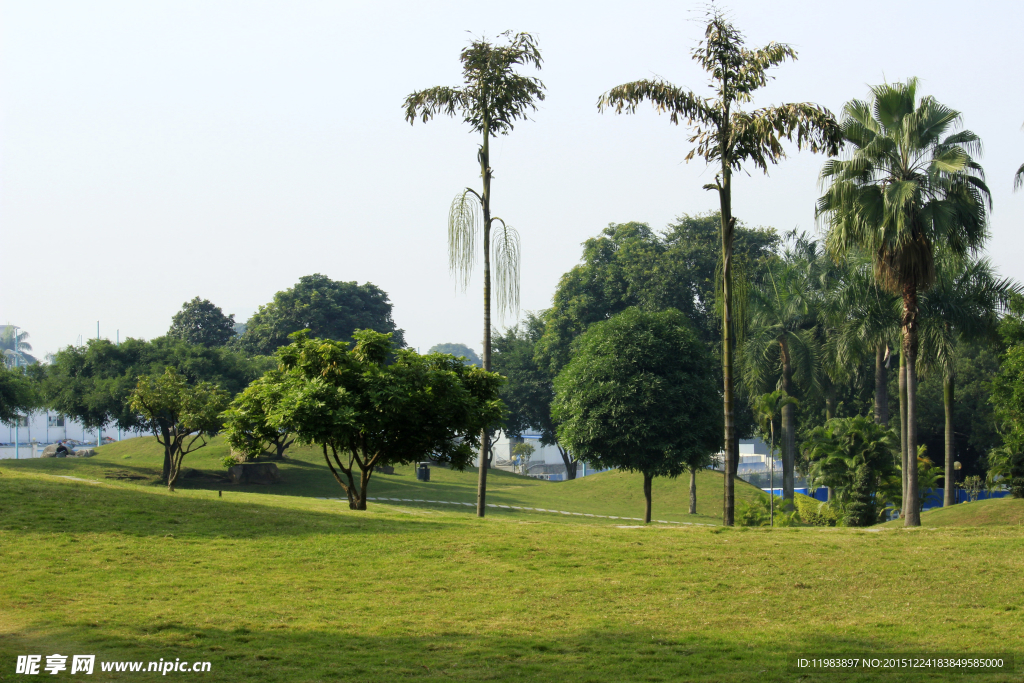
[
  {"left": 13, "top": 326, "right": 19, "bottom": 460},
  {"left": 96, "top": 322, "right": 102, "bottom": 448}
]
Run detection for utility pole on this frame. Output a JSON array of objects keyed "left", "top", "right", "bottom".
[
  {"left": 96, "top": 321, "right": 102, "bottom": 448},
  {"left": 13, "top": 325, "right": 19, "bottom": 459}
]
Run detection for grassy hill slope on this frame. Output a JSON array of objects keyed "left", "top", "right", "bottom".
[
  {"left": 3, "top": 436, "right": 766, "bottom": 524},
  {"left": 882, "top": 496, "right": 1024, "bottom": 528},
  {"left": 0, "top": 466, "right": 1022, "bottom": 682}
]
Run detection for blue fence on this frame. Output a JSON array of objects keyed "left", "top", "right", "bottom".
[{"left": 761, "top": 486, "right": 1011, "bottom": 509}]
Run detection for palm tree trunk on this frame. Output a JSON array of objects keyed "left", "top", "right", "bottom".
[
  {"left": 643, "top": 473, "right": 653, "bottom": 523},
  {"left": 476, "top": 123, "right": 492, "bottom": 518},
  {"left": 899, "top": 349, "right": 908, "bottom": 514},
  {"left": 719, "top": 161, "right": 736, "bottom": 526},
  {"left": 943, "top": 372, "right": 955, "bottom": 507},
  {"left": 780, "top": 339, "right": 795, "bottom": 511},
  {"left": 903, "top": 286, "right": 921, "bottom": 527},
  {"left": 689, "top": 468, "right": 697, "bottom": 514},
  {"left": 874, "top": 344, "right": 888, "bottom": 425}
]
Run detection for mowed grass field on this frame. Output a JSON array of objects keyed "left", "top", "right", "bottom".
[
  {"left": 1, "top": 442, "right": 1023, "bottom": 682},
  {"left": 2, "top": 437, "right": 765, "bottom": 525}
]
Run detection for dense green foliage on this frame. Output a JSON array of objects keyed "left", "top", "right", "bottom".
[
  {"left": 801, "top": 416, "right": 899, "bottom": 526},
  {"left": 427, "top": 343, "right": 481, "bottom": 367},
  {"left": 552, "top": 308, "right": 721, "bottom": 522},
  {"left": 130, "top": 368, "right": 230, "bottom": 488},
  {"left": 233, "top": 330, "right": 504, "bottom": 509},
  {"left": 0, "top": 364, "right": 39, "bottom": 425},
  {"left": 221, "top": 369, "right": 295, "bottom": 463},
  {"left": 235, "top": 274, "right": 405, "bottom": 355},
  {"left": 167, "top": 297, "right": 237, "bottom": 347},
  {"left": 990, "top": 298, "right": 1024, "bottom": 497},
  {"left": 818, "top": 79, "right": 991, "bottom": 526},
  {"left": 40, "top": 337, "right": 272, "bottom": 432}
]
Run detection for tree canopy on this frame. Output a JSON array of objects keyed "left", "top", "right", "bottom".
[
  {"left": 0, "top": 364, "right": 39, "bottom": 426},
  {"left": 427, "top": 343, "right": 481, "bottom": 367},
  {"left": 40, "top": 337, "right": 273, "bottom": 433},
  {"left": 552, "top": 307, "right": 721, "bottom": 523},
  {"left": 234, "top": 330, "right": 504, "bottom": 509},
  {"left": 235, "top": 274, "right": 406, "bottom": 355},
  {"left": 167, "top": 297, "right": 236, "bottom": 347}
]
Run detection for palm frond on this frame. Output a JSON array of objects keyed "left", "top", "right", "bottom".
[
  {"left": 491, "top": 219, "right": 521, "bottom": 319},
  {"left": 448, "top": 189, "right": 480, "bottom": 291}
]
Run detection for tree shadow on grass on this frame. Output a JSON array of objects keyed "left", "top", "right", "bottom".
[
  {"left": 0, "top": 476, "right": 459, "bottom": 540},
  {"left": 1, "top": 622, "right": 1013, "bottom": 683}
]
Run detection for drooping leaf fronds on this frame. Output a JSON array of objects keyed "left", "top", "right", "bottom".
[
  {"left": 448, "top": 189, "right": 481, "bottom": 291},
  {"left": 817, "top": 79, "right": 991, "bottom": 296},
  {"left": 1015, "top": 162, "right": 1024, "bottom": 191},
  {"left": 491, "top": 218, "right": 521, "bottom": 319}
]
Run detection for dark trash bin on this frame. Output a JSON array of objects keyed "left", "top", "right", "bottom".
[{"left": 416, "top": 463, "right": 431, "bottom": 482}]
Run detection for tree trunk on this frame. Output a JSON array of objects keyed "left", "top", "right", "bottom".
[
  {"left": 357, "top": 466, "right": 371, "bottom": 511},
  {"left": 557, "top": 445, "right": 577, "bottom": 480},
  {"left": 160, "top": 425, "right": 172, "bottom": 482},
  {"left": 719, "top": 160, "right": 736, "bottom": 526},
  {"left": 643, "top": 473, "right": 653, "bottom": 524},
  {"left": 476, "top": 121, "right": 493, "bottom": 519},
  {"left": 899, "top": 350, "right": 908, "bottom": 514},
  {"left": 825, "top": 377, "right": 837, "bottom": 420},
  {"left": 689, "top": 468, "right": 697, "bottom": 515},
  {"left": 943, "top": 372, "right": 955, "bottom": 507},
  {"left": 874, "top": 344, "right": 889, "bottom": 425},
  {"left": 903, "top": 286, "right": 921, "bottom": 527},
  {"left": 780, "top": 338, "right": 795, "bottom": 511}
]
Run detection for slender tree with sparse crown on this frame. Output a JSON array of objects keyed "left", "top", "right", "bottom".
[
  {"left": 597, "top": 9, "right": 841, "bottom": 525},
  {"left": 404, "top": 31, "right": 544, "bottom": 517}
]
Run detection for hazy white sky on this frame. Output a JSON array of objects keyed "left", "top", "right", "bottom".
[{"left": 3, "top": 0, "right": 1023, "bottom": 358}]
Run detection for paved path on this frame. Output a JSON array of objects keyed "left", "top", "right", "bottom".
[{"left": 316, "top": 496, "right": 718, "bottom": 526}]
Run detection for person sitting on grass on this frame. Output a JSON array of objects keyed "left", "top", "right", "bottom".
[{"left": 54, "top": 441, "right": 69, "bottom": 458}]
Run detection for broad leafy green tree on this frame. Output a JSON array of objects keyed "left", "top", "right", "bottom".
[
  {"left": 42, "top": 337, "right": 272, "bottom": 476},
  {"left": 427, "top": 343, "right": 481, "bottom": 367},
  {"left": 819, "top": 79, "right": 991, "bottom": 526},
  {"left": 491, "top": 313, "right": 579, "bottom": 477},
  {"left": 405, "top": 31, "right": 544, "bottom": 517},
  {"left": 221, "top": 369, "right": 295, "bottom": 461},
  {"left": 236, "top": 274, "right": 405, "bottom": 355},
  {"left": 168, "top": 297, "right": 236, "bottom": 347},
  {"left": 243, "top": 330, "right": 504, "bottom": 509},
  {"left": 0, "top": 364, "right": 39, "bottom": 425},
  {"left": 552, "top": 308, "right": 721, "bottom": 523},
  {"left": 599, "top": 10, "right": 841, "bottom": 525},
  {"left": 130, "top": 368, "right": 230, "bottom": 491}
]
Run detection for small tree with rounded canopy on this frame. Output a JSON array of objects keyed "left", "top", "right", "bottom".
[
  {"left": 129, "top": 367, "right": 230, "bottom": 491},
  {"left": 168, "top": 297, "right": 236, "bottom": 347},
  {"left": 240, "top": 330, "right": 504, "bottom": 510},
  {"left": 552, "top": 308, "right": 721, "bottom": 523}
]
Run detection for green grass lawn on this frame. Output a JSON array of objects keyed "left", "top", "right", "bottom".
[
  {"left": 882, "top": 496, "right": 1024, "bottom": 528},
  {"left": 1, "top": 455, "right": 1023, "bottom": 682},
  {"left": 3, "top": 436, "right": 766, "bottom": 525}
]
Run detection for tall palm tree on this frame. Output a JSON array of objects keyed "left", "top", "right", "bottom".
[
  {"left": 1, "top": 326, "right": 34, "bottom": 367},
  {"left": 919, "top": 252, "right": 1019, "bottom": 506},
  {"left": 598, "top": 9, "right": 841, "bottom": 525},
  {"left": 405, "top": 32, "right": 545, "bottom": 517},
  {"left": 744, "top": 258, "right": 819, "bottom": 508},
  {"left": 818, "top": 79, "right": 991, "bottom": 526}
]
